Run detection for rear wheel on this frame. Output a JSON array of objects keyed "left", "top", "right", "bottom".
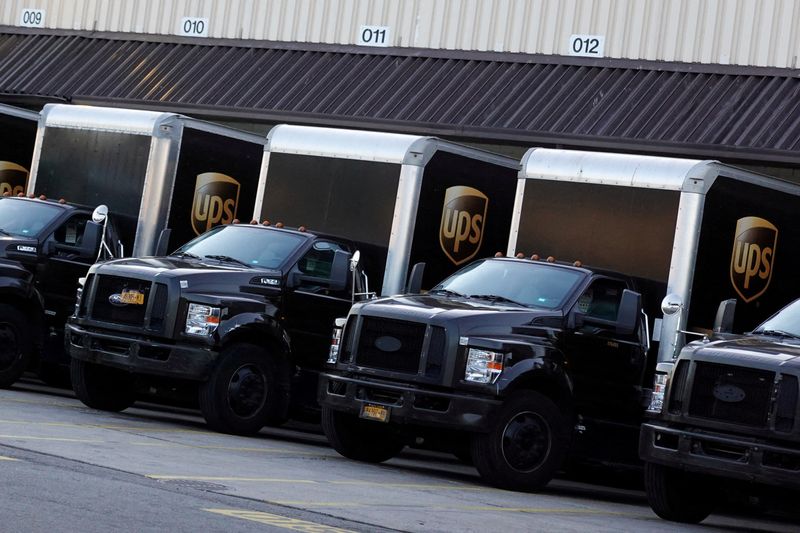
[
  {"left": 70, "top": 358, "right": 135, "bottom": 412},
  {"left": 644, "top": 462, "right": 716, "bottom": 523},
  {"left": 471, "top": 391, "right": 569, "bottom": 491},
  {"left": 198, "top": 343, "right": 289, "bottom": 435},
  {"left": 322, "top": 406, "right": 405, "bottom": 463},
  {"left": 0, "top": 304, "right": 34, "bottom": 388}
]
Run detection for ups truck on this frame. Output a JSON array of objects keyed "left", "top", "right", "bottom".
[
  {"left": 0, "top": 103, "right": 38, "bottom": 197},
  {"left": 66, "top": 124, "right": 520, "bottom": 434},
  {"left": 0, "top": 104, "right": 264, "bottom": 387},
  {"left": 319, "top": 148, "right": 800, "bottom": 492},
  {"left": 640, "top": 299, "right": 800, "bottom": 523}
]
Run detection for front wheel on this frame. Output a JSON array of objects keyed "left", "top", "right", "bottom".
[
  {"left": 321, "top": 406, "right": 405, "bottom": 463},
  {"left": 0, "top": 304, "right": 34, "bottom": 388},
  {"left": 71, "top": 358, "right": 135, "bottom": 412},
  {"left": 471, "top": 391, "right": 569, "bottom": 491},
  {"left": 644, "top": 462, "right": 716, "bottom": 523},
  {"left": 198, "top": 343, "right": 289, "bottom": 435}
]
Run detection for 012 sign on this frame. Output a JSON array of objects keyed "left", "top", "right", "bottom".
[{"left": 568, "top": 34, "right": 605, "bottom": 58}]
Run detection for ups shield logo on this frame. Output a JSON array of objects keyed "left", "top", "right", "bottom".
[
  {"left": 0, "top": 161, "right": 28, "bottom": 196},
  {"left": 439, "top": 186, "right": 488, "bottom": 265},
  {"left": 730, "top": 216, "right": 777, "bottom": 303},
  {"left": 191, "top": 172, "right": 240, "bottom": 235}
]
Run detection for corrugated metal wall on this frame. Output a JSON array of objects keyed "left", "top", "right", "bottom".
[{"left": 2, "top": 0, "right": 799, "bottom": 68}]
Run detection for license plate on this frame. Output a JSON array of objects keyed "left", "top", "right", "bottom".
[
  {"left": 120, "top": 290, "right": 145, "bottom": 305},
  {"left": 359, "top": 403, "right": 390, "bottom": 423}
]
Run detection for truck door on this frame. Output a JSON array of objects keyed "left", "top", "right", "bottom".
[
  {"left": 38, "top": 213, "right": 97, "bottom": 323},
  {"left": 283, "top": 240, "right": 354, "bottom": 370},
  {"left": 563, "top": 277, "right": 647, "bottom": 424}
]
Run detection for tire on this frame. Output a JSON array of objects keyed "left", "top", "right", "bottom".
[
  {"left": 71, "top": 358, "right": 135, "bottom": 412},
  {"left": 644, "top": 462, "right": 716, "bottom": 523},
  {"left": 321, "top": 406, "right": 405, "bottom": 463},
  {"left": 198, "top": 343, "right": 289, "bottom": 436},
  {"left": 471, "top": 390, "right": 569, "bottom": 491},
  {"left": 0, "top": 304, "right": 35, "bottom": 388}
]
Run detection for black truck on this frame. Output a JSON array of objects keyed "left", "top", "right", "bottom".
[
  {"left": 0, "top": 196, "right": 122, "bottom": 386},
  {"left": 640, "top": 298, "right": 800, "bottom": 524},
  {"left": 66, "top": 223, "right": 379, "bottom": 434},
  {"left": 319, "top": 256, "right": 663, "bottom": 490}
]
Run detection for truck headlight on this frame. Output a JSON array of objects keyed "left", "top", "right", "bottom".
[
  {"left": 185, "top": 303, "right": 221, "bottom": 336},
  {"left": 328, "top": 318, "right": 347, "bottom": 364},
  {"left": 465, "top": 347, "right": 504, "bottom": 384},
  {"left": 647, "top": 372, "right": 668, "bottom": 413}
]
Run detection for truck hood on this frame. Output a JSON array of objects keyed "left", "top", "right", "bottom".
[
  {"left": 355, "top": 293, "right": 561, "bottom": 335},
  {"left": 686, "top": 336, "right": 800, "bottom": 372},
  {"left": 90, "top": 256, "right": 282, "bottom": 295}
]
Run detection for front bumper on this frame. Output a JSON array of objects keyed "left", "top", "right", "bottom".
[
  {"left": 318, "top": 372, "right": 501, "bottom": 432},
  {"left": 640, "top": 422, "right": 800, "bottom": 489},
  {"left": 65, "top": 323, "right": 218, "bottom": 381}
]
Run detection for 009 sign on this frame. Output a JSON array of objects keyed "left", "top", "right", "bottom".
[{"left": 19, "top": 9, "right": 45, "bottom": 28}]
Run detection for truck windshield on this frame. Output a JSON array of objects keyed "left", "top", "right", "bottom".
[
  {"left": 174, "top": 225, "right": 306, "bottom": 269},
  {"left": 432, "top": 259, "right": 585, "bottom": 309},
  {"left": 0, "top": 198, "right": 62, "bottom": 238},
  {"left": 753, "top": 299, "right": 800, "bottom": 339}
]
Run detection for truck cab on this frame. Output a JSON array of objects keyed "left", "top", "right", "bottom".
[
  {"left": 66, "top": 223, "right": 377, "bottom": 435},
  {"left": 640, "top": 298, "right": 800, "bottom": 524},
  {"left": 319, "top": 256, "right": 662, "bottom": 491},
  {"left": 0, "top": 195, "right": 121, "bottom": 386}
]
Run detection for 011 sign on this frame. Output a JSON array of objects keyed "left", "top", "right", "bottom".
[{"left": 357, "top": 25, "right": 391, "bottom": 47}]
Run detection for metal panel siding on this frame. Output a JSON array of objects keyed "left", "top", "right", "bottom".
[
  {"left": 3, "top": 0, "right": 800, "bottom": 67},
  {"left": 4, "top": 31, "right": 800, "bottom": 163}
]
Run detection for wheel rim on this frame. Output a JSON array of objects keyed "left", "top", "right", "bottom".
[
  {"left": 226, "top": 363, "right": 267, "bottom": 419},
  {"left": 0, "top": 321, "right": 21, "bottom": 372},
  {"left": 500, "top": 411, "right": 551, "bottom": 473}
]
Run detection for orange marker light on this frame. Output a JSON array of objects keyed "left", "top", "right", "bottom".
[{"left": 546, "top": 256, "right": 556, "bottom": 263}]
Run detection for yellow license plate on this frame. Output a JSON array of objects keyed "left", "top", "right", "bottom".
[
  {"left": 360, "top": 403, "right": 390, "bottom": 423},
  {"left": 120, "top": 290, "right": 145, "bottom": 305}
]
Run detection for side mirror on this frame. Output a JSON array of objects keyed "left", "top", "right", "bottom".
[
  {"left": 661, "top": 293, "right": 683, "bottom": 316},
  {"left": 328, "top": 249, "right": 350, "bottom": 291},
  {"left": 616, "top": 289, "right": 642, "bottom": 335},
  {"left": 79, "top": 221, "right": 103, "bottom": 259},
  {"left": 350, "top": 250, "right": 361, "bottom": 271},
  {"left": 405, "top": 262, "right": 426, "bottom": 294},
  {"left": 91, "top": 205, "right": 109, "bottom": 224},
  {"left": 713, "top": 299, "right": 736, "bottom": 333},
  {"left": 155, "top": 228, "right": 172, "bottom": 256}
]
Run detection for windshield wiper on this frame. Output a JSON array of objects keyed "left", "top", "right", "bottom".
[
  {"left": 0, "top": 228, "right": 11, "bottom": 236},
  {"left": 467, "top": 294, "right": 525, "bottom": 307},
  {"left": 170, "top": 251, "right": 201, "bottom": 260},
  {"left": 428, "top": 288, "right": 464, "bottom": 297},
  {"left": 755, "top": 329, "right": 800, "bottom": 340},
  {"left": 204, "top": 254, "right": 251, "bottom": 268}
]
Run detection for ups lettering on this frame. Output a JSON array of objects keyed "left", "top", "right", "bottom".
[
  {"left": 193, "top": 194, "right": 236, "bottom": 232},
  {"left": 732, "top": 242, "right": 772, "bottom": 289},
  {"left": 442, "top": 209, "right": 483, "bottom": 253},
  {"left": 0, "top": 182, "right": 24, "bottom": 196}
]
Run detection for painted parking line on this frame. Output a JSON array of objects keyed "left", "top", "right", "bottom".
[
  {"left": 269, "top": 501, "right": 631, "bottom": 516},
  {"left": 131, "top": 442, "right": 322, "bottom": 455},
  {"left": 0, "top": 455, "right": 19, "bottom": 461},
  {"left": 0, "top": 419, "right": 216, "bottom": 435},
  {"left": 205, "top": 509, "right": 354, "bottom": 532},
  {"left": 149, "top": 475, "right": 318, "bottom": 484},
  {"left": 0, "top": 434, "right": 103, "bottom": 443}
]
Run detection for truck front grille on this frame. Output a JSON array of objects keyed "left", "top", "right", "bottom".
[
  {"left": 355, "top": 317, "right": 425, "bottom": 374},
  {"left": 90, "top": 275, "right": 151, "bottom": 327},
  {"left": 689, "top": 362, "right": 774, "bottom": 427}
]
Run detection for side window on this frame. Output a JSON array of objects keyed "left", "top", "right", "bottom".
[
  {"left": 297, "top": 241, "right": 347, "bottom": 281},
  {"left": 52, "top": 215, "right": 91, "bottom": 247},
  {"left": 577, "top": 279, "right": 626, "bottom": 321}
]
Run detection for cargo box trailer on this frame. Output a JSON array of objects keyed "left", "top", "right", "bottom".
[
  {"left": 0, "top": 104, "right": 264, "bottom": 387},
  {"left": 319, "top": 147, "right": 800, "bottom": 492},
  {"left": 0, "top": 103, "right": 38, "bottom": 196},
  {"left": 67, "top": 124, "right": 520, "bottom": 434}
]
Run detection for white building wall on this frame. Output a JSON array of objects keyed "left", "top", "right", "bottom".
[{"left": 2, "top": 0, "right": 798, "bottom": 68}]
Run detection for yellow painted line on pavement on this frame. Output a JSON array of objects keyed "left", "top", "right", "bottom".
[
  {"left": 330, "top": 480, "right": 486, "bottom": 491},
  {"left": 0, "top": 419, "right": 215, "bottom": 435},
  {"left": 269, "top": 501, "right": 629, "bottom": 516},
  {"left": 205, "top": 509, "right": 354, "bottom": 533},
  {"left": 130, "top": 441, "right": 321, "bottom": 455},
  {"left": 148, "top": 475, "right": 318, "bottom": 483},
  {"left": 0, "top": 434, "right": 103, "bottom": 443},
  {"left": 0, "top": 455, "right": 19, "bottom": 461}
]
